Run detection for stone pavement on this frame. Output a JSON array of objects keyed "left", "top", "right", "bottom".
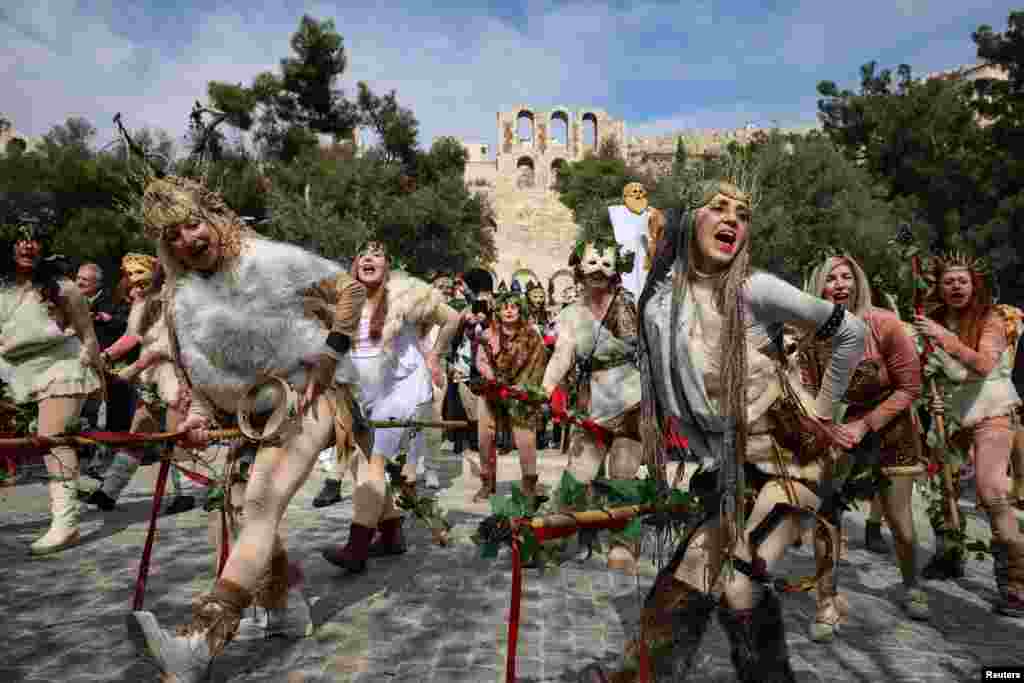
[{"left": 2, "top": 438, "right": 1024, "bottom": 683}]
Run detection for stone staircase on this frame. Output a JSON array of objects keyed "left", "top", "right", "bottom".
[{"left": 480, "top": 178, "right": 580, "bottom": 283}]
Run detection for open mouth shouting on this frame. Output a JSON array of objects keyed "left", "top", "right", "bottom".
[
  {"left": 714, "top": 228, "right": 737, "bottom": 253},
  {"left": 831, "top": 289, "right": 850, "bottom": 304}
]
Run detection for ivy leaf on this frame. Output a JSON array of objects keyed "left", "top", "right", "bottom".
[
  {"left": 507, "top": 485, "right": 531, "bottom": 518},
  {"left": 556, "top": 470, "right": 586, "bottom": 508},
  {"left": 489, "top": 494, "right": 508, "bottom": 518},
  {"left": 481, "top": 542, "right": 499, "bottom": 559},
  {"left": 621, "top": 517, "right": 643, "bottom": 540},
  {"left": 668, "top": 489, "right": 693, "bottom": 507},
  {"left": 604, "top": 479, "right": 644, "bottom": 503},
  {"left": 518, "top": 527, "right": 540, "bottom": 564}
]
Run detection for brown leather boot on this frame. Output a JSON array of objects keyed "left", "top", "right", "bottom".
[
  {"left": 131, "top": 578, "right": 251, "bottom": 683},
  {"left": 322, "top": 523, "right": 375, "bottom": 573},
  {"left": 472, "top": 474, "right": 496, "bottom": 503},
  {"left": 810, "top": 521, "right": 848, "bottom": 642},
  {"left": 368, "top": 516, "right": 408, "bottom": 557}
]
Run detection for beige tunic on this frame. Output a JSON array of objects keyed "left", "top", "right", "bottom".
[{"left": 0, "top": 281, "right": 100, "bottom": 404}]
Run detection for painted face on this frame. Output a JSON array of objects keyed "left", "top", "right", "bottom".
[
  {"left": 129, "top": 284, "right": 147, "bottom": 303},
  {"left": 580, "top": 243, "right": 617, "bottom": 284},
  {"left": 433, "top": 276, "right": 453, "bottom": 296},
  {"left": 75, "top": 266, "right": 101, "bottom": 298},
  {"left": 13, "top": 238, "right": 41, "bottom": 272},
  {"left": 499, "top": 300, "right": 521, "bottom": 324},
  {"left": 822, "top": 262, "right": 856, "bottom": 306},
  {"left": 693, "top": 191, "right": 751, "bottom": 272},
  {"left": 527, "top": 287, "right": 546, "bottom": 308},
  {"left": 551, "top": 276, "right": 575, "bottom": 306},
  {"left": 355, "top": 243, "right": 388, "bottom": 287},
  {"left": 167, "top": 221, "right": 222, "bottom": 272},
  {"left": 940, "top": 268, "right": 973, "bottom": 310}
]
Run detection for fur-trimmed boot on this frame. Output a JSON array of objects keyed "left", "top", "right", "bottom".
[
  {"left": 810, "top": 522, "right": 848, "bottom": 642},
  {"left": 368, "top": 516, "right": 407, "bottom": 557},
  {"left": 577, "top": 572, "right": 717, "bottom": 682},
  {"left": 472, "top": 449, "right": 497, "bottom": 503},
  {"left": 719, "top": 590, "right": 797, "bottom": 683},
  {"left": 237, "top": 552, "right": 312, "bottom": 641},
  {"left": 313, "top": 478, "right": 343, "bottom": 508},
  {"left": 31, "top": 474, "right": 81, "bottom": 555},
  {"left": 131, "top": 578, "right": 251, "bottom": 683},
  {"left": 322, "top": 523, "right": 375, "bottom": 573}
]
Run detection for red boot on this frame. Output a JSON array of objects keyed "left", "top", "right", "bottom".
[
  {"left": 322, "top": 523, "right": 375, "bottom": 573},
  {"left": 368, "top": 517, "right": 407, "bottom": 557}
]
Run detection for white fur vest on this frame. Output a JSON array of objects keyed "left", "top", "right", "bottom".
[{"left": 173, "top": 237, "right": 343, "bottom": 414}]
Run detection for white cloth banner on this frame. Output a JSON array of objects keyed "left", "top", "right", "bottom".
[{"left": 607, "top": 205, "right": 651, "bottom": 302}]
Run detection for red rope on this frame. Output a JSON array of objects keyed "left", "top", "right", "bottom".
[
  {"left": 132, "top": 459, "right": 170, "bottom": 611},
  {"left": 506, "top": 533, "right": 522, "bottom": 683}
]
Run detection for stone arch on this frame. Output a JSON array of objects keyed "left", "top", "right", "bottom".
[
  {"left": 549, "top": 158, "right": 567, "bottom": 189},
  {"left": 581, "top": 112, "right": 598, "bottom": 150},
  {"left": 516, "top": 156, "right": 536, "bottom": 189},
  {"left": 516, "top": 110, "right": 535, "bottom": 144},
  {"left": 549, "top": 110, "right": 569, "bottom": 146}
]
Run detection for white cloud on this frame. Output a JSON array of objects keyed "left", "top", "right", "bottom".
[{"left": 0, "top": 0, "right": 1016, "bottom": 155}]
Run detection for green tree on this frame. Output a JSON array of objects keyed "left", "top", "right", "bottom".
[{"left": 196, "top": 15, "right": 361, "bottom": 163}]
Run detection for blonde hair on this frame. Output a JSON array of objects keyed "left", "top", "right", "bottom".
[{"left": 805, "top": 255, "right": 873, "bottom": 316}]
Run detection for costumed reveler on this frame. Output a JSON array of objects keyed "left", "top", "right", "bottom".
[
  {"left": 0, "top": 223, "right": 102, "bottom": 554},
  {"left": 542, "top": 236, "right": 644, "bottom": 573},
  {"left": 471, "top": 286, "right": 548, "bottom": 503},
  {"left": 83, "top": 254, "right": 196, "bottom": 514},
  {"left": 526, "top": 280, "right": 554, "bottom": 450},
  {"left": 322, "top": 240, "right": 459, "bottom": 571},
  {"left": 130, "top": 176, "right": 368, "bottom": 683},
  {"left": 578, "top": 169, "right": 865, "bottom": 683},
  {"left": 912, "top": 252, "right": 1024, "bottom": 617},
  {"left": 801, "top": 254, "right": 930, "bottom": 642},
  {"left": 443, "top": 268, "right": 494, "bottom": 456}
]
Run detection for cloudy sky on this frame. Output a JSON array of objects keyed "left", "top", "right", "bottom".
[{"left": 1, "top": 0, "right": 1016, "bottom": 154}]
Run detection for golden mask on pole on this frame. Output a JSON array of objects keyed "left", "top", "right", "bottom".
[{"left": 622, "top": 182, "right": 648, "bottom": 215}]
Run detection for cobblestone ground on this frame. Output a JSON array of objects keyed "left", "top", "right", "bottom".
[{"left": 2, "top": 436, "right": 1024, "bottom": 683}]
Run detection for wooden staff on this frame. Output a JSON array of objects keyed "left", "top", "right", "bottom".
[{"left": 911, "top": 252, "right": 960, "bottom": 531}]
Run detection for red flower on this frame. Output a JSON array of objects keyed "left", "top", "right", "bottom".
[
  {"left": 498, "top": 387, "right": 510, "bottom": 400},
  {"left": 926, "top": 462, "right": 941, "bottom": 476}
]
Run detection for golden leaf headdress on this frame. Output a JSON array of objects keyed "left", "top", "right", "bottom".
[{"left": 121, "top": 253, "right": 158, "bottom": 287}]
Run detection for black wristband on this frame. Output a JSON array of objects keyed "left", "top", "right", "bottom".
[
  {"left": 815, "top": 304, "right": 845, "bottom": 341},
  {"left": 326, "top": 331, "right": 351, "bottom": 355}
]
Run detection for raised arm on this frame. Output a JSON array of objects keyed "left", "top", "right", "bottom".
[{"left": 747, "top": 272, "right": 866, "bottom": 420}]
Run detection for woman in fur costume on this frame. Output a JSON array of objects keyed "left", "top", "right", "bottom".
[
  {"left": 83, "top": 253, "right": 196, "bottom": 514},
  {"left": 578, "top": 173, "right": 865, "bottom": 683},
  {"left": 472, "top": 288, "right": 548, "bottom": 503},
  {"left": 0, "top": 223, "right": 102, "bottom": 555},
  {"left": 129, "top": 175, "right": 368, "bottom": 683},
  {"left": 913, "top": 253, "right": 1023, "bottom": 617},
  {"left": 542, "top": 236, "right": 644, "bottom": 573},
  {"left": 801, "top": 254, "right": 930, "bottom": 642},
  {"left": 322, "top": 240, "right": 460, "bottom": 572}
]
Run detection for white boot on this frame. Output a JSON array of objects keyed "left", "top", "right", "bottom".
[
  {"left": 31, "top": 476, "right": 81, "bottom": 555},
  {"left": 235, "top": 587, "right": 312, "bottom": 641},
  {"left": 131, "top": 580, "right": 249, "bottom": 683}
]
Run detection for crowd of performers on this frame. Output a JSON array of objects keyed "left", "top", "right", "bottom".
[{"left": 1, "top": 170, "right": 1023, "bottom": 683}]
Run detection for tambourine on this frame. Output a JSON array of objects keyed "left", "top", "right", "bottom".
[{"left": 237, "top": 375, "right": 300, "bottom": 443}]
